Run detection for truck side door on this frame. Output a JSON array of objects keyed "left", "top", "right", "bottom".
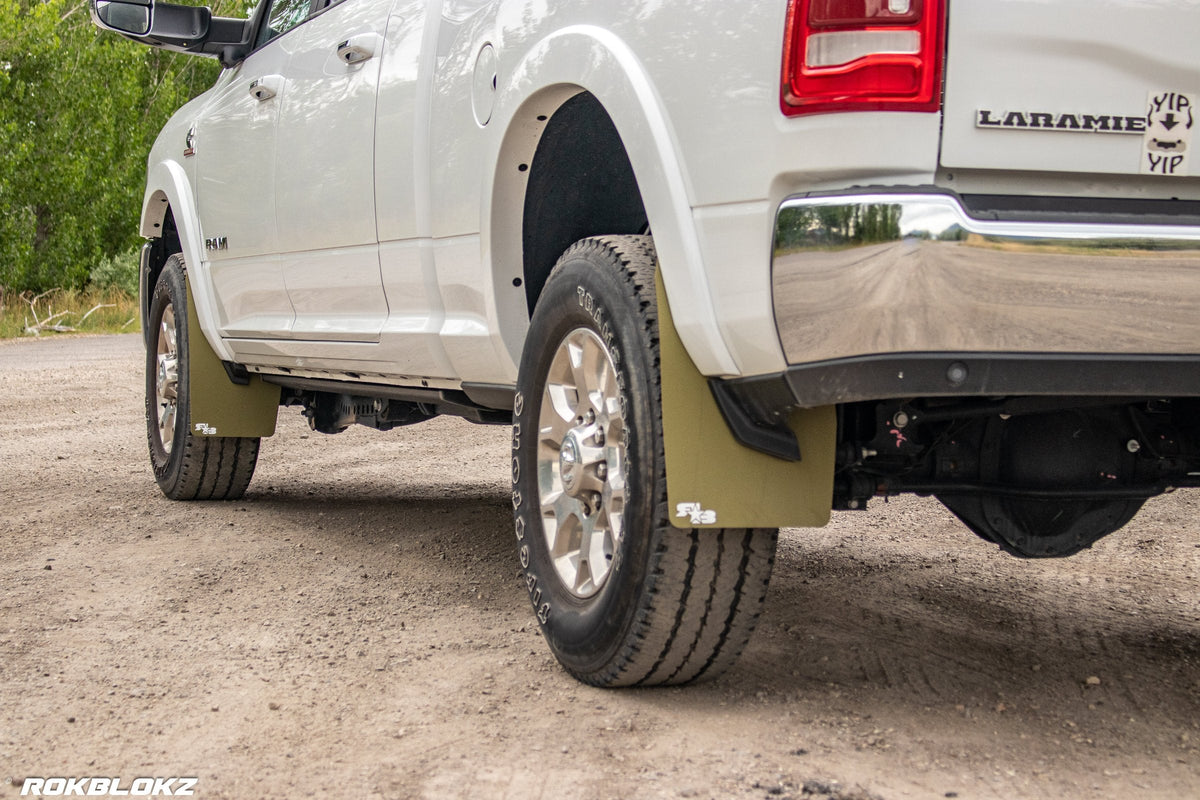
[
  {"left": 372, "top": 0, "right": 451, "bottom": 377},
  {"left": 273, "top": 0, "right": 394, "bottom": 341},
  {"left": 195, "top": 0, "right": 310, "bottom": 340}
]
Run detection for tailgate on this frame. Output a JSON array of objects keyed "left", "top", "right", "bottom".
[{"left": 940, "top": 0, "right": 1200, "bottom": 182}]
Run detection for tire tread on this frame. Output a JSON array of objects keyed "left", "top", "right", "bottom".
[
  {"left": 147, "top": 255, "right": 260, "bottom": 502},
  {"left": 547, "top": 235, "right": 776, "bottom": 687}
]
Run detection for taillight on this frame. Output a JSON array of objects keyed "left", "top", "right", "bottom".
[{"left": 781, "top": 0, "right": 944, "bottom": 116}]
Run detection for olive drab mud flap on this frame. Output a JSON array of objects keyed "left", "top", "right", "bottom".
[
  {"left": 657, "top": 273, "right": 835, "bottom": 529},
  {"left": 185, "top": 279, "right": 280, "bottom": 438}
]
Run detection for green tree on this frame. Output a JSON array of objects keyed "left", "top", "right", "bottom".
[{"left": 0, "top": 0, "right": 233, "bottom": 292}]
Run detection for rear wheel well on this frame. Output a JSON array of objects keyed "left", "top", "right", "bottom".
[{"left": 521, "top": 92, "right": 648, "bottom": 315}]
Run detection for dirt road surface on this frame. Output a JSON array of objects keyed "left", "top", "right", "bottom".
[{"left": 2, "top": 334, "right": 1198, "bottom": 799}]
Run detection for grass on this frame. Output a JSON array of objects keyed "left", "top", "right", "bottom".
[
  {"left": 0, "top": 286, "right": 140, "bottom": 339},
  {"left": 963, "top": 233, "right": 1199, "bottom": 258}
]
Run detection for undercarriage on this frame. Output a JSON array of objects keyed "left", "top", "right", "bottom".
[{"left": 834, "top": 397, "right": 1200, "bottom": 557}]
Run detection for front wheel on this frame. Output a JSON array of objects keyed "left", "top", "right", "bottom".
[
  {"left": 512, "top": 235, "right": 777, "bottom": 687},
  {"left": 146, "top": 254, "right": 259, "bottom": 500}
]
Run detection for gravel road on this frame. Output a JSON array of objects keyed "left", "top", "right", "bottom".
[{"left": 1, "top": 334, "right": 1198, "bottom": 799}]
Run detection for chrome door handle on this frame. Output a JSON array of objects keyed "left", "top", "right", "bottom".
[
  {"left": 336, "top": 33, "right": 382, "bottom": 65},
  {"left": 249, "top": 75, "right": 283, "bottom": 102}
]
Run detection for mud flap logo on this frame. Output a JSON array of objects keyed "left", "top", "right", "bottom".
[
  {"left": 676, "top": 502, "right": 717, "bottom": 525},
  {"left": 193, "top": 423, "right": 217, "bottom": 435}
]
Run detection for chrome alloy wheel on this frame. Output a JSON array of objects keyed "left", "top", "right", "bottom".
[
  {"left": 537, "top": 327, "right": 627, "bottom": 598},
  {"left": 155, "top": 303, "right": 180, "bottom": 454}
]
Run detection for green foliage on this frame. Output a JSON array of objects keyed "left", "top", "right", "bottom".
[
  {"left": 89, "top": 246, "right": 140, "bottom": 295},
  {"left": 0, "top": 0, "right": 238, "bottom": 293},
  {"left": 775, "top": 203, "right": 904, "bottom": 251}
]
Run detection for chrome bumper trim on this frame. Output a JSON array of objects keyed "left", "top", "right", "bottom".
[{"left": 772, "top": 193, "right": 1200, "bottom": 365}]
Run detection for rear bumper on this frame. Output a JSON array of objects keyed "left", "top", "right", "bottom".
[
  {"left": 717, "top": 354, "right": 1200, "bottom": 427},
  {"left": 772, "top": 191, "right": 1200, "bottom": 366},
  {"left": 738, "top": 191, "right": 1200, "bottom": 415}
]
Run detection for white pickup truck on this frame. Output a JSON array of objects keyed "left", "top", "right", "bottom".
[{"left": 92, "top": 0, "right": 1200, "bottom": 686}]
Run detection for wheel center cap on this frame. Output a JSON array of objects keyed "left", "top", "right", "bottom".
[{"left": 560, "top": 432, "right": 582, "bottom": 495}]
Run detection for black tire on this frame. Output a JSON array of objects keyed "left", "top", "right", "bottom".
[
  {"left": 512, "top": 235, "right": 777, "bottom": 687},
  {"left": 146, "top": 254, "right": 259, "bottom": 500}
]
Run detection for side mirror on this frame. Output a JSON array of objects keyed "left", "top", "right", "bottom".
[
  {"left": 90, "top": 0, "right": 252, "bottom": 68},
  {"left": 93, "top": 0, "right": 152, "bottom": 36}
]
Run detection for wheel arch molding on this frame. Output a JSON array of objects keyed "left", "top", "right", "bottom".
[
  {"left": 484, "top": 26, "right": 740, "bottom": 376},
  {"left": 140, "top": 159, "right": 235, "bottom": 363}
]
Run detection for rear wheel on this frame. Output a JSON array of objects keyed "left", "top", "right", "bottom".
[
  {"left": 146, "top": 254, "right": 259, "bottom": 500},
  {"left": 512, "top": 235, "right": 777, "bottom": 686}
]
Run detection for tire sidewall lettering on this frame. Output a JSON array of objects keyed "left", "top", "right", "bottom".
[
  {"left": 515, "top": 242, "right": 656, "bottom": 670},
  {"left": 512, "top": 381, "right": 547, "bottom": 621}
]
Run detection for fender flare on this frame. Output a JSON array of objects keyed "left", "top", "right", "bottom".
[
  {"left": 485, "top": 25, "right": 740, "bottom": 377},
  {"left": 140, "top": 159, "right": 235, "bottom": 363}
]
